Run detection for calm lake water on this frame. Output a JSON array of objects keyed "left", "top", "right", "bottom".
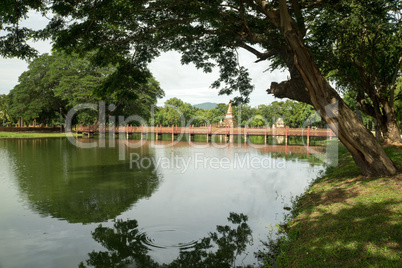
[{"left": 0, "top": 136, "right": 325, "bottom": 267}]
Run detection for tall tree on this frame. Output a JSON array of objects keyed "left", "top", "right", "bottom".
[
  {"left": 1, "top": 0, "right": 398, "bottom": 176},
  {"left": 7, "top": 53, "right": 60, "bottom": 125},
  {"left": 306, "top": 0, "right": 401, "bottom": 143},
  {"left": 7, "top": 51, "right": 164, "bottom": 125},
  {"left": 154, "top": 97, "right": 195, "bottom": 126}
]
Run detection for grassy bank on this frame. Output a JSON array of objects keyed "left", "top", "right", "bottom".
[
  {"left": 259, "top": 142, "right": 402, "bottom": 267},
  {"left": 0, "top": 132, "right": 82, "bottom": 139}
]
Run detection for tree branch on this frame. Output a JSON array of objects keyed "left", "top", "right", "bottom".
[
  {"left": 253, "top": 0, "right": 280, "bottom": 27},
  {"left": 237, "top": 43, "right": 275, "bottom": 62},
  {"left": 369, "top": 26, "right": 382, "bottom": 93},
  {"left": 291, "top": 0, "right": 306, "bottom": 36},
  {"left": 389, "top": 56, "right": 402, "bottom": 108},
  {"left": 267, "top": 77, "right": 312, "bottom": 105},
  {"left": 85, "top": 0, "right": 97, "bottom": 35}
]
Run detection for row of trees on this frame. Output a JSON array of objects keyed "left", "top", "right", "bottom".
[
  {"left": 1, "top": 50, "right": 399, "bottom": 131},
  {"left": 2, "top": 76, "right": 323, "bottom": 130},
  {"left": 154, "top": 93, "right": 402, "bottom": 130},
  {"left": 153, "top": 97, "right": 323, "bottom": 128},
  {"left": 0, "top": 52, "right": 329, "bottom": 129},
  {"left": 2, "top": 52, "right": 164, "bottom": 126}
]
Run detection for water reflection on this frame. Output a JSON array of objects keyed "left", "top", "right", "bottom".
[
  {"left": 80, "top": 213, "right": 253, "bottom": 268},
  {"left": 0, "top": 137, "right": 326, "bottom": 267},
  {"left": 2, "top": 138, "right": 161, "bottom": 223},
  {"left": 0, "top": 138, "right": 323, "bottom": 225}
]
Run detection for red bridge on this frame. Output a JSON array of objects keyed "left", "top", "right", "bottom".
[{"left": 76, "top": 125, "right": 335, "bottom": 145}]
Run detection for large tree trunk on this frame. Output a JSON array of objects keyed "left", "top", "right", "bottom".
[
  {"left": 354, "top": 97, "right": 363, "bottom": 123},
  {"left": 373, "top": 118, "right": 382, "bottom": 141},
  {"left": 359, "top": 94, "right": 401, "bottom": 143},
  {"left": 356, "top": 74, "right": 401, "bottom": 143},
  {"left": 381, "top": 101, "right": 401, "bottom": 143},
  {"left": 276, "top": 1, "right": 397, "bottom": 177},
  {"left": 360, "top": 89, "right": 401, "bottom": 143}
]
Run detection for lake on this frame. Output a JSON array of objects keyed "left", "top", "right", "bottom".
[{"left": 0, "top": 136, "right": 325, "bottom": 267}]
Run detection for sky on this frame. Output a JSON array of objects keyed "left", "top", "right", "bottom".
[{"left": 0, "top": 12, "right": 288, "bottom": 107}]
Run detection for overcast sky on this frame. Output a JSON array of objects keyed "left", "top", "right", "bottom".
[{"left": 0, "top": 12, "right": 288, "bottom": 107}]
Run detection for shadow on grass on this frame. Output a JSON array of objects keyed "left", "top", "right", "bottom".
[
  {"left": 286, "top": 200, "right": 401, "bottom": 267},
  {"left": 299, "top": 175, "right": 398, "bottom": 210},
  {"left": 257, "top": 143, "right": 402, "bottom": 267},
  {"left": 258, "top": 175, "right": 401, "bottom": 268}
]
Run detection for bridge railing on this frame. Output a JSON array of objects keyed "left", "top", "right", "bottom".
[{"left": 76, "top": 125, "right": 335, "bottom": 138}]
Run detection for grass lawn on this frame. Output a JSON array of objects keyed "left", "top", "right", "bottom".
[
  {"left": 0, "top": 132, "right": 82, "bottom": 139},
  {"left": 259, "top": 142, "right": 402, "bottom": 267}
]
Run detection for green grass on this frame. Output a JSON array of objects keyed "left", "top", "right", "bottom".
[
  {"left": 0, "top": 132, "right": 82, "bottom": 139},
  {"left": 259, "top": 142, "right": 402, "bottom": 268},
  {"left": 383, "top": 146, "right": 402, "bottom": 167}
]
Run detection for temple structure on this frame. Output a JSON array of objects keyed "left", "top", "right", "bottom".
[
  {"left": 221, "top": 100, "right": 234, "bottom": 127},
  {"left": 276, "top": 117, "right": 285, "bottom": 128}
]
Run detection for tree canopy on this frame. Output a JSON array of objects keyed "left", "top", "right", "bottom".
[
  {"left": 306, "top": 0, "right": 402, "bottom": 142},
  {"left": 7, "top": 51, "right": 164, "bottom": 125}
]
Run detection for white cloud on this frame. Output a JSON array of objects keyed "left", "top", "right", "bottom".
[
  {"left": 0, "top": 58, "right": 27, "bottom": 94},
  {"left": 151, "top": 50, "right": 288, "bottom": 106}
]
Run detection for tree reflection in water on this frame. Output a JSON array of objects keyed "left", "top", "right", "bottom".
[{"left": 80, "top": 213, "right": 253, "bottom": 268}]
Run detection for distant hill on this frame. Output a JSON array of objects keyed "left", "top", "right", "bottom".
[{"left": 193, "top": 102, "right": 218, "bottom": 109}]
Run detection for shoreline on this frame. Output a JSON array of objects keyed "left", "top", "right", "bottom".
[
  {"left": 0, "top": 132, "right": 83, "bottom": 139},
  {"left": 258, "top": 142, "right": 402, "bottom": 267}
]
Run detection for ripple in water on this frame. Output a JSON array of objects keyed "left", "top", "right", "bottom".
[{"left": 140, "top": 226, "right": 200, "bottom": 250}]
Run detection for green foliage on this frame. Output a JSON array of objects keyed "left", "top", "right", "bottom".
[
  {"left": 6, "top": 51, "right": 164, "bottom": 125},
  {"left": 235, "top": 101, "right": 322, "bottom": 128},
  {"left": 308, "top": 0, "right": 401, "bottom": 90},
  {"left": 9, "top": 138, "right": 161, "bottom": 224},
  {"left": 307, "top": 0, "right": 402, "bottom": 134},
  {"left": 0, "top": 0, "right": 45, "bottom": 59},
  {"left": 4, "top": 0, "right": 264, "bottom": 103},
  {"left": 2, "top": 1, "right": 399, "bottom": 132},
  {"left": 0, "top": 94, "right": 10, "bottom": 125},
  {"left": 395, "top": 78, "right": 402, "bottom": 127},
  {"left": 343, "top": 91, "right": 375, "bottom": 130},
  {"left": 154, "top": 98, "right": 322, "bottom": 128},
  {"left": 153, "top": 97, "right": 194, "bottom": 127},
  {"left": 1, "top": 1, "right": 399, "bottom": 111}
]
